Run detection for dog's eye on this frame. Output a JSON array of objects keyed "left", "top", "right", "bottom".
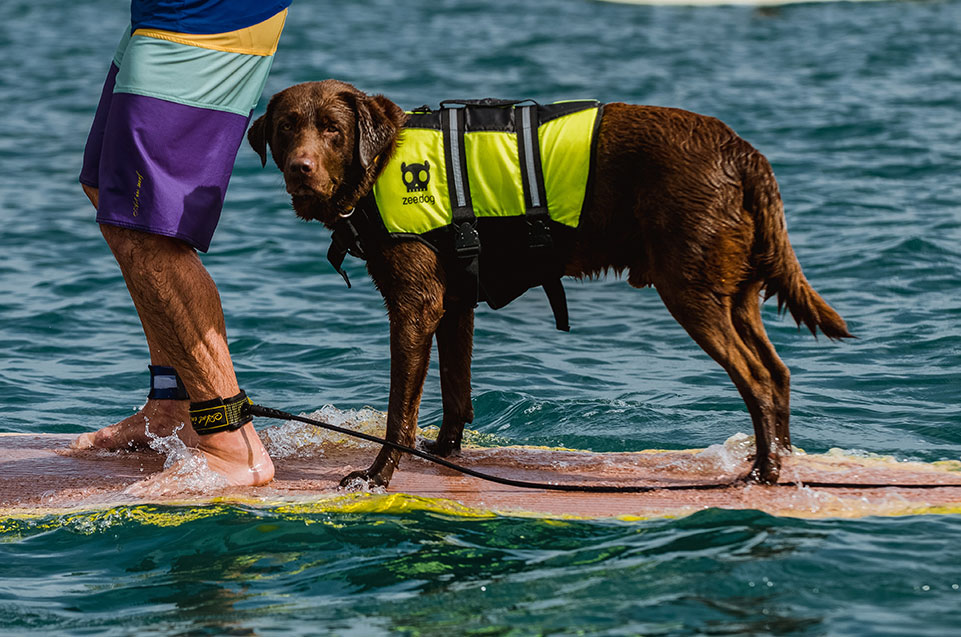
[
  {"left": 279, "top": 121, "right": 294, "bottom": 132},
  {"left": 325, "top": 125, "right": 339, "bottom": 134}
]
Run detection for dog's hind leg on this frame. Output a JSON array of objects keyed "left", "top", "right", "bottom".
[
  {"left": 730, "top": 282, "right": 792, "bottom": 451},
  {"left": 656, "top": 287, "right": 783, "bottom": 484},
  {"left": 425, "top": 303, "right": 475, "bottom": 457}
]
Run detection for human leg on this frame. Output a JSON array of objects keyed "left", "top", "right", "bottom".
[
  {"left": 74, "top": 185, "right": 202, "bottom": 451},
  {"left": 96, "top": 224, "right": 273, "bottom": 487},
  {"left": 74, "top": 12, "right": 287, "bottom": 486}
]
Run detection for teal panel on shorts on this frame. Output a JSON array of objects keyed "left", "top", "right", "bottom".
[
  {"left": 112, "top": 28, "right": 131, "bottom": 67},
  {"left": 113, "top": 34, "right": 274, "bottom": 116}
]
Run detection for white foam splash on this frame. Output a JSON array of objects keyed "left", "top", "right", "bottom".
[
  {"left": 776, "top": 481, "right": 836, "bottom": 514},
  {"left": 260, "top": 405, "right": 388, "bottom": 458},
  {"left": 665, "top": 432, "right": 756, "bottom": 473},
  {"left": 143, "top": 417, "right": 191, "bottom": 469},
  {"left": 123, "top": 451, "right": 230, "bottom": 498},
  {"left": 698, "top": 432, "right": 756, "bottom": 469},
  {"left": 824, "top": 447, "right": 906, "bottom": 463},
  {"left": 339, "top": 477, "right": 387, "bottom": 495},
  {"left": 122, "top": 417, "right": 229, "bottom": 497}
]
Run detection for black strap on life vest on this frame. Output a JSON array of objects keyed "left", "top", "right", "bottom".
[
  {"left": 441, "top": 106, "right": 480, "bottom": 307},
  {"left": 516, "top": 104, "right": 570, "bottom": 331},
  {"left": 327, "top": 209, "right": 368, "bottom": 288}
]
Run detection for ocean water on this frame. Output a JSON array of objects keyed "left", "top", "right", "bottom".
[{"left": 2, "top": 0, "right": 961, "bottom": 634}]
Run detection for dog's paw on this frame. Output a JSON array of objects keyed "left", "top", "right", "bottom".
[
  {"left": 420, "top": 438, "right": 461, "bottom": 458},
  {"left": 744, "top": 457, "right": 781, "bottom": 485},
  {"left": 339, "top": 470, "right": 389, "bottom": 493}
]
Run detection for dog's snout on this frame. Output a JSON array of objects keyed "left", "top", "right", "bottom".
[{"left": 289, "top": 156, "right": 316, "bottom": 175}]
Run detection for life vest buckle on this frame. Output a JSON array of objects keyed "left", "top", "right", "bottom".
[
  {"left": 453, "top": 221, "right": 481, "bottom": 258},
  {"left": 328, "top": 212, "right": 370, "bottom": 289},
  {"left": 527, "top": 216, "right": 553, "bottom": 251}
]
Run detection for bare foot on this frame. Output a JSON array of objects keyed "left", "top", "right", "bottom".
[
  {"left": 71, "top": 399, "right": 198, "bottom": 451},
  {"left": 125, "top": 423, "right": 274, "bottom": 496},
  {"left": 198, "top": 423, "right": 275, "bottom": 486}
]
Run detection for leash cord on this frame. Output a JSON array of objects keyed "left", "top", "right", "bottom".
[{"left": 247, "top": 404, "right": 961, "bottom": 492}]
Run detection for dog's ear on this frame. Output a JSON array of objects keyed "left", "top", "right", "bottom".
[
  {"left": 247, "top": 107, "right": 272, "bottom": 167},
  {"left": 352, "top": 93, "right": 405, "bottom": 168}
]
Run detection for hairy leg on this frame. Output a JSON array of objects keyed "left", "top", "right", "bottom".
[
  {"left": 75, "top": 184, "right": 197, "bottom": 450},
  {"left": 87, "top": 224, "right": 273, "bottom": 488}
]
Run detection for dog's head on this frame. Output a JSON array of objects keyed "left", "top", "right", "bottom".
[{"left": 248, "top": 80, "right": 406, "bottom": 226}]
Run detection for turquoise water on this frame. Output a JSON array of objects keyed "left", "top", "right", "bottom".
[{"left": 2, "top": 0, "right": 961, "bottom": 633}]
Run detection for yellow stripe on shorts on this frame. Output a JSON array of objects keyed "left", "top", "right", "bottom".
[{"left": 132, "top": 8, "right": 287, "bottom": 56}]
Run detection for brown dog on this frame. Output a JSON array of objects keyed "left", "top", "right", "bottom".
[{"left": 248, "top": 79, "right": 852, "bottom": 489}]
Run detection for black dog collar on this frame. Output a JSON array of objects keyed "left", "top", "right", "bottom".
[
  {"left": 189, "top": 390, "right": 253, "bottom": 435},
  {"left": 148, "top": 365, "right": 190, "bottom": 400}
]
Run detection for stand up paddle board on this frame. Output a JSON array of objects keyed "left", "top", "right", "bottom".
[{"left": 3, "top": 430, "right": 961, "bottom": 520}]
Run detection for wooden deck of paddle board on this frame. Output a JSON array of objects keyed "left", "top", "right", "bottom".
[{"left": 2, "top": 434, "right": 961, "bottom": 519}]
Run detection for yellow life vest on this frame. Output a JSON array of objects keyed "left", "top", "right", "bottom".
[
  {"left": 331, "top": 99, "right": 603, "bottom": 330},
  {"left": 371, "top": 101, "right": 600, "bottom": 234}
]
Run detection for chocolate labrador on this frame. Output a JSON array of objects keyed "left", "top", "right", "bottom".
[{"left": 248, "top": 79, "right": 852, "bottom": 489}]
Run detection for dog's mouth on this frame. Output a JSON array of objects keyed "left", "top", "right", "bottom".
[
  {"left": 284, "top": 175, "right": 339, "bottom": 200},
  {"left": 285, "top": 182, "right": 317, "bottom": 197},
  {"left": 285, "top": 177, "right": 345, "bottom": 225}
]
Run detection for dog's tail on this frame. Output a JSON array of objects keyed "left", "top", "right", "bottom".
[{"left": 742, "top": 147, "right": 853, "bottom": 340}]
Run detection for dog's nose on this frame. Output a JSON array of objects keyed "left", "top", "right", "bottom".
[{"left": 289, "top": 157, "right": 316, "bottom": 175}]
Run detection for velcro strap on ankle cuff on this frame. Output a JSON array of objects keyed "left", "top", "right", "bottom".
[
  {"left": 148, "top": 365, "right": 190, "bottom": 400},
  {"left": 189, "top": 390, "right": 253, "bottom": 435}
]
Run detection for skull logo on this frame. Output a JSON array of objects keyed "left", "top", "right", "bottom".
[{"left": 401, "top": 161, "right": 430, "bottom": 193}]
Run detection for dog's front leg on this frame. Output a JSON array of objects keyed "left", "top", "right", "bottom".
[
  {"left": 424, "top": 302, "right": 474, "bottom": 457},
  {"left": 340, "top": 278, "right": 445, "bottom": 489}
]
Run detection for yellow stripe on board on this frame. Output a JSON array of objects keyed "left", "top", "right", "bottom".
[
  {"left": 133, "top": 8, "right": 287, "bottom": 56},
  {"left": 0, "top": 495, "right": 499, "bottom": 534},
  {"left": 5, "top": 495, "right": 961, "bottom": 532}
]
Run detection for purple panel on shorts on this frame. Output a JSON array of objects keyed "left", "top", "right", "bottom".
[
  {"left": 95, "top": 92, "right": 250, "bottom": 252},
  {"left": 80, "top": 63, "right": 120, "bottom": 188}
]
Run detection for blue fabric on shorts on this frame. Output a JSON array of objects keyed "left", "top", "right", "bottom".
[{"left": 131, "top": 0, "right": 292, "bottom": 35}]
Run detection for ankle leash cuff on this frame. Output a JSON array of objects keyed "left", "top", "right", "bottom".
[
  {"left": 148, "top": 365, "right": 190, "bottom": 400},
  {"left": 189, "top": 390, "right": 253, "bottom": 435}
]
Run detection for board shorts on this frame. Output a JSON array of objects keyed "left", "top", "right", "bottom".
[{"left": 80, "top": 8, "right": 287, "bottom": 252}]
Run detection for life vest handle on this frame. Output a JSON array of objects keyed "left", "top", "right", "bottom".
[{"left": 439, "top": 97, "right": 539, "bottom": 108}]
